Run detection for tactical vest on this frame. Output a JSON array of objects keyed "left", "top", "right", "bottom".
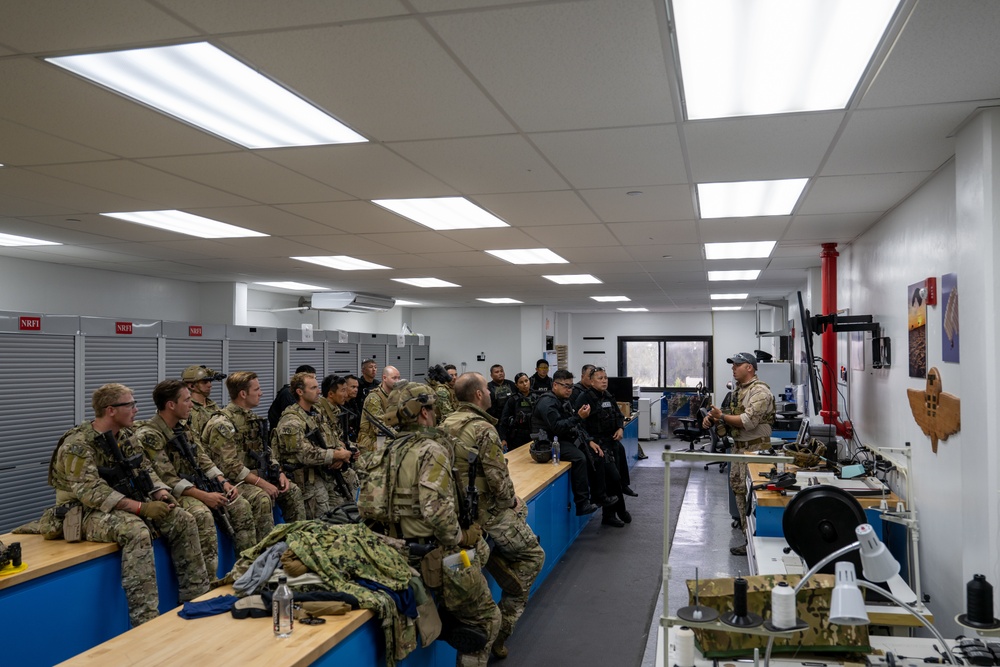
[
  {"left": 510, "top": 394, "right": 535, "bottom": 432},
  {"left": 592, "top": 390, "right": 618, "bottom": 437},
  {"left": 440, "top": 411, "right": 490, "bottom": 513},
  {"left": 388, "top": 431, "right": 457, "bottom": 539},
  {"left": 219, "top": 407, "right": 269, "bottom": 468},
  {"left": 358, "top": 431, "right": 415, "bottom": 525},
  {"left": 728, "top": 379, "right": 776, "bottom": 425}
]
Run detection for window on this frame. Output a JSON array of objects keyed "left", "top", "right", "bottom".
[{"left": 618, "top": 336, "right": 712, "bottom": 391}]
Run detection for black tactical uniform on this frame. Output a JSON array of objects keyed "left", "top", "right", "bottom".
[
  {"left": 499, "top": 391, "right": 535, "bottom": 451},
  {"left": 487, "top": 378, "right": 517, "bottom": 421},
  {"left": 577, "top": 387, "right": 631, "bottom": 526}
]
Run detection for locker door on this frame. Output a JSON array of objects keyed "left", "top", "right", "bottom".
[
  {"left": 359, "top": 344, "right": 387, "bottom": 374},
  {"left": 289, "top": 343, "right": 324, "bottom": 378},
  {"left": 0, "top": 334, "right": 77, "bottom": 531},
  {"left": 410, "top": 345, "right": 429, "bottom": 381},
  {"left": 84, "top": 337, "right": 159, "bottom": 420},
  {"left": 386, "top": 346, "right": 411, "bottom": 382},
  {"left": 326, "top": 344, "right": 358, "bottom": 375},
  {"left": 228, "top": 340, "right": 276, "bottom": 417},
  {"left": 165, "top": 338, "right": 224, "bottom": 380}
]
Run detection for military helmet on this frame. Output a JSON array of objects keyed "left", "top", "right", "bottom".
[
  {"left": 384, "top": 381, "right": 436, "bottom": 427},
  {"left": 182, "top": 365, "right": 227, "bottom": 383}
]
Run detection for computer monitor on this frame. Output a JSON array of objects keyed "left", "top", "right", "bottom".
[{"left": 606, "top": 376, "right": 634, "bottom": 404}]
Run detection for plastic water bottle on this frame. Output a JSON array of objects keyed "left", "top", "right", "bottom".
[
  {"left": 273, "top": 576, "right": 294, "bottom": 638},
  {"left": 551, "top": 436, "right": 560, "bottom": 465}
]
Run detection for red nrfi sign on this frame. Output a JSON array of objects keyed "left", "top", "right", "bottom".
[
  {"left": 189, "top": 326, "right": 203, "bottom": 337},
  {"left": 19, "top": 316, "right": 41, "bottom": 331},
  {"left": 115, "top": 321, "right": 133, "bottom": 335}
]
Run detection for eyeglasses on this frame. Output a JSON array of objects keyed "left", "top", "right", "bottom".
[
  {"left": 554, "top": 381, "right": 573, "bottom": 388},
  {"left": 110, "top": 401, "right": 137, "bottom": 409}
]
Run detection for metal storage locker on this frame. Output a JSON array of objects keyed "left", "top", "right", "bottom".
[
  {"left": 226, "top": 326, "right": 277, "bottom": 418},
  {"left": 327, "top": 342, "right": 359, "bottom": 376},
  {"left": 163, "top": 322, "right": 225, "bottom": 381},
  {"left": 386, "top": 341, "right": 411, "bottom": 382},
  {"left": 81, "top": 317, "right": 161, "bottom": 421},
  {"left": 278, "top": 328, "right": 325, "bottom": 382},
  {"left": 410, "top": 342, "right": 430, "bottom": 381},
  {"left": 359, "top": 333, "right": 388, "bottom": 375},
  {"left": 0, "top": 312, "right": 79, "bottom": 532}
]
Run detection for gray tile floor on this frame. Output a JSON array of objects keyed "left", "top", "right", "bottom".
[{"left": 638, "top": 439, "right": 747, "bottom": 667}]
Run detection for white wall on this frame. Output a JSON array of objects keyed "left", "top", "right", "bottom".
[{"left": 411, "top": 306, "right": 529, "bottom": 377}]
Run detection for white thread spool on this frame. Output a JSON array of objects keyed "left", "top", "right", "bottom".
[
  {"left": 770, "top": 581, "right": 797, "bottom": 629},
  {"left": 675, "top": 626, "right": 695, "bottom": 667}
]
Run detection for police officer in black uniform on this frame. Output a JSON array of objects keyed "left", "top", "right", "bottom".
[
  {"left": 499, "top": 373, "right": 535, "bottom": 451},
  {"left": 576, "top": 367, "right": 636, "bottom": 527},
  {"left": 531, "top": 369, "right": 617, "bottom": 517},
  {"left": 487, "top": 364, "right": 517, "bottom": 421}
]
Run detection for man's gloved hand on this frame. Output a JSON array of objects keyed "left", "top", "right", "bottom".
[
  {"left": 138, "top": 501, "right": 171, "bottom": 521},
  {"left": 459, "top": 524, "right": 482, "bottom": 548}
]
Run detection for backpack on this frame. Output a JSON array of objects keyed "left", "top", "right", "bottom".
[{"left": 356, "top": 433, "right": 414, "bottom": 524}]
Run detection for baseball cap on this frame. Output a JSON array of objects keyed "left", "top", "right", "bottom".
[
  {"left": 181, "top": 365, "right": 227, "bottom": 382},
  {"left": 726, "top": 352, "right": 758, "bottom": 369}
]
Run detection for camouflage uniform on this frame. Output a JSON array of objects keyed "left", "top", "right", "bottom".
[
  {"left": 440, "top": 403, "right": 544, "bottom": 649},
  {"left": 275, "top": 403, "right": 358, "bottom": 519},
  {"left": 187, "top": 397, "right": 218, "bottom": 446},
  {"left": 203, "top": 403, "right": 305, "bottom": 537},
  {"left": 48, "top": 421, "right": 210, "bottom": 626},
  {"left": 428, "top": 379, "right": 457, "bottom": 423},
  {"left": 722, "top": 378, "right": 775, "bottom": 527},
  {"left": 357, "top": 385, "right": 390, "bottom": 453},
  {"left": 135, "top": 414, "right": 258, "bottom": 570}
]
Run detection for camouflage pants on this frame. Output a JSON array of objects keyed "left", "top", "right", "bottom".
[
  {"left": 241, "top": 480, "right": 307, "bottom": 535},
  {"left": 297, "top": 469, "right": 354, "bottom": 519},
  {"left": 177, "top": 495, "right": 218, "bottom": 577},
  {"left": 180, "top": 493, "right": 259, "bottom": 567},
  {"left": 224, "top": 493, "right": 259, "bottom": 558},
  {"left": 484, "top": 501, "right": 545, "bottom": 639},
  {"left": 729, "top": 440, "right": 764, "bottom": 528},
  {"left": 83, "top": 506, "right": 210, "bottom": 627},
  {"left": 437, "top": 538, "right": 501, "bottom": 667}
]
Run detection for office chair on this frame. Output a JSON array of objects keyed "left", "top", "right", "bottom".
[
  {"left": 672, "top": 385, "right": 712, "bottom": 451},
  {"left": 703, "top": 387, "right": 733, "bottom": 473}
]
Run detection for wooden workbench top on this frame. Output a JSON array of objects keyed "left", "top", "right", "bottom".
[
  {"left": 505, "top": 443, "right": 569, "bottom": 502},
  {"left": 0, "top": 532, "right": 117, "bottom": 591},
  {"left": 748, "top": 461, "right": 902, "bottom": 509}
]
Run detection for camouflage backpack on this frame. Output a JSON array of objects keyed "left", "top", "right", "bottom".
[{"left": 356, "top": 432, "right": 414, "bottom": 524}]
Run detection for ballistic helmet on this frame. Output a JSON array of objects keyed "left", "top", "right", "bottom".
[
  {"left": 384, "top": 381, "right": 436, "bottom": 428},
  {"left": 182, "top": 365, "right": 227, "bottom": 383}
]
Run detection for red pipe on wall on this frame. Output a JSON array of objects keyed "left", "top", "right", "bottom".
[{"left": 819, "top": 242, "right": 851, "bottom": 437}]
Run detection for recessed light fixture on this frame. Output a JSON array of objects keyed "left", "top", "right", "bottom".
[
  {"left": 373, "top": 197, "right": 508, "bottom": 231},
  {"left": 708, "top": 270, "right": 761, "bottom": 281},
  {"left": 672, "top": 0, "right": 900, "bottom": 120},
  {"left": 291, "top": 255, "right": 390, "bottom": 271},
  {"left": 0, "top": 232, "right": 61, "bottom": 247},
  {"left": 618, "top": 307, "right": 649, "bottom": 312},
  {"left": 711, "top": 293, "right": 749, "bottom": 300},
  {"left": 477, "top": 298, "right": 523, "bottom": 304},
  {"left": 591, "top": 296, "right": 631, "bottom": 302},
  {"left": 255, "top": 281, "right": 328, "bottom": 291},
  {"left": 712, "top": 306, "right": 742, "bottom": 311},
  {"left": 394, "top": 299, "right": 421, "bottom": 306},
  {"left": 392, "top": 277, "right": 460, "bottom": 288},
  {"left": 101, "top": 210, "right": 267, "bottom": 238},
  {"left": 485, "top": 248, "right": 568, "bottom": 265},
  {"left": 47, "top": 43, "right": 366, "bottom": 149},
  {"left": 698, "top": 179, "right": 808, "bottom": 218},
  {"left": 705, "top": 241, "right": 776, "bottom": 260},
  {"left": 542, "top": 274, "right": 603, "bottom": 285}
]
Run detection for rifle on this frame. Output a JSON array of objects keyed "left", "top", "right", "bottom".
[
  {"left": 168, "top": 427, "right": 235, "bottom": 539},
  {"left": 305, "top": 427, "right": 353, "bottom": 501},
  {"left": 457, "top": 449, "right": 480, "bottom": 530},
  {"left": 247, "top": 417, "right": 282, "bottom": 485},
  {"left": 362, "top": 406, "right": 399, "bottom": 440},
  {"left": 96, "top": 430, "right": 155, "bottom": 502}
]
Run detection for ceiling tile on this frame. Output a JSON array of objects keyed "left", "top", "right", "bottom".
[
  {"left": 798, "top": 172, "right": 931, "bottom": 216},
  {"left": 607, "top": 220, "right": 699, "bottom": 245},
  {"left": 625, "top": 245, "right": 702, "bottom": 262},
  {"left": 278, "top": 200, "right": 423, "bottom": 234},
  {"left": 784, "top": 212, "right": 881, "bottom": 242},
  {"left": 521, "top": 224, "right": 620, "bottom": 248},
  {"left": 0, "top": 168, "right": 158, "bottom": 215},
  {"left": 471, "top": 191, "right": 599, "bottom": 226},
  {"left": 581, "top": 186, "right": 695, "bottom": 223},
  {"left": 0, "top": 193, "right": 81, "bottom": 218},
  {"left": 697, "top": 217, "right": 790, "bottom": 243},
  {"left": 360, "top": 231, "right": 473, "bottom": 254},
  {"left": 437, "top": 228, "right": 542, "bottom": 249},
  {"left": 426, "top": 0, "right": 674, "bottom": 131},
  {"left": 287, "top": 234, "right": 404, "bottom": 255},
  {"left": 0, "top": 118, "right": 117, "bottom": 166},
  {"left": 157, "top": 0, "right": 407, "bottom": 32},
  {"left": 188, "top": 205, "right": 345, "bottom": 236}
]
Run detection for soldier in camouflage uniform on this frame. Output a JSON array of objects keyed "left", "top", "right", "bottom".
[
  {"left": 364, "top": 382, "right": 500, "bottom": 667},
  {"left": 46, "top": 383, "right": 210, "bottom": 627},
  {"left": 427, "top": 364, "right": 458, "bottom": 423},
  {"left": 136, "top": 380, "right": 258, "bottom": 574},
  {"left": 275, "top": 372, "right": 358, "bottom": 519},
  {"left": 704, "top": 352, "right": 775, "bottom": 555},
  {"left": 441, "top": 373, "right": 544, "bottom": 660},
  {"left": 357, "top": 365, "right": 400, "bottom": 453},
  {"left": 203, "top": 371, "right": 305, "bottom": 538},
  {"left": 318, "top": 373, "right": 350, "bottom": 445},
  {"left": 182, "top": 364, "right": 225, "bottom": 443}
]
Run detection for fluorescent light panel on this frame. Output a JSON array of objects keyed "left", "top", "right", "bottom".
[
  {"left": 486, "top": 248, "right": 567, "bottom": 265},
  {"left": 392, "top": 277, "right": 460, "bottom": 288},
  {"left": 542, "top": 274, "right": 602, "bottom": 285},
  {"left": 705, "top": 241, "right": 776, "bottom": 260},
  {"left": 393, "top": 300, "right": 421, "bottom": 306},
  {"left": 591, "top": 296, "right": 631, "bottom": 302},
  {"left": 101, "top": 210, "right": 267, "bottom": 238},
  {"left": 291, "top": 255, "right": 390, "bottom": 271},
  {"left": 712, "top": 306, "right": 742, "bottom": 311},
  {"left": 698, "top": 179, "right": 807, "bottom": 218},
  {"left": 0, "top": 232, "right": 61, "bottom": 246},
  {"left": 618, "top": 307, "right": 649, "bottom": 312},
  {"left": 477, "top": 298, "right": 523, "bottom": 304},
  {"left": 373, "top": 197, "right": 508, "bottom": 231},
  {"left": 47, "top": 43, "right": 366, "bottom": 149},
  {"left": 708, "top": 270, "right": 761, "bottom": 281},
  {"left": 711, "top": 293, "right": 749, "bottom": 300},
  {"left": 255, "top": 281, "right": 327, "bottom": 291},
  {"left": 673, "top": 0, "right": 900, "bottom": 120}
]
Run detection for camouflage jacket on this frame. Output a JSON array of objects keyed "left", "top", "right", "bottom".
[
  {"left": 440, "top": 403, "right": 516, "bottom": 519},
  {"left": 316, "top": 398, "right": 343, "bottom": 442},
  {"left": 203, "top": 402, "right": 268, "bottom": 483},
  {"left": 275, "top": 403, "right": 341, "bottom": 468},
  {"left": 427, "top": 380, "right": 456, "bottom": 423},
  {"left": 135, "top": 413, "right": 224, "bottom": 499},
  {"left": 188, "top": 397, "right": 219, "bottom": 443},
  {"left": 727, "top": 378, "right": 775, "bottom": 442},
  {"left": 357, "top": 385, "right": 390, "bottom": 453},
  {"left": 48, "top": 421, "right": 169, "bottom": 512},
  {"left": 390, "top": 425, "right": 462, "bottom": 546}
]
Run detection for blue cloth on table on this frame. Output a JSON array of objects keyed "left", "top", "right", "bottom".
[
  {"left": 355, "top": 578, "right": 418, "bottom": 619},
  {"left": 177, "top": 595, "right": 239, "bottom": 619}
]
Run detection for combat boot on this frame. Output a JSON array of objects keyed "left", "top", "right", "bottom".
[{"left": 492, "top": 630, "right": 511, "bottom": 659}]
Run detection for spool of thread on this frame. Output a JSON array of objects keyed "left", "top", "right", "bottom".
[
  {"left": 966, "top": 574, "right": 995, "bottom": 625},
  {"left": 733, "top": 576, "right": 749, "bottom": 617},
  {"left": 675, "top": 626, "right": 695, "bottom": 667},
  {"left": 770, "top": 581, "right": 797, "bottom": 629}
]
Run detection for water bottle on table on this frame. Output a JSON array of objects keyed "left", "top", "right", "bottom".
[
  {"left": 551, "top": 436, "right": 560, "bottom": 465},
  {"left": 273, "top": 576, "right": 294, "bottom": 638}
]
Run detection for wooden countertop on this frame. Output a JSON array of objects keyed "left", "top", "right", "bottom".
[
  {"left": 0, "top": 532, "right": 117, "bottom": 591},
  {"left": 748, "top": 462, "right": 902, "bottom": 509},
  {"left": 505, "top": 443, "right": 569, "bottom": 502}
]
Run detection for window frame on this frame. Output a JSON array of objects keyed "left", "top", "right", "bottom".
[{"left": 617, "top": 335, "right": 713, "bottom": 392}]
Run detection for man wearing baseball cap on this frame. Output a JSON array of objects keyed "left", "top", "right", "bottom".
[{"left": 702, "top": 352, "right": 775, "bottom": 555}]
